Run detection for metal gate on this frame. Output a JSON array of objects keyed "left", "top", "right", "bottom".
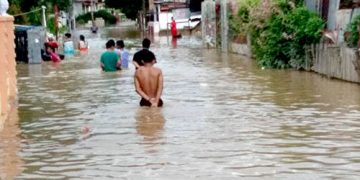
[{"left": 14, "top": 26, "right": 45, "bottom": 64}]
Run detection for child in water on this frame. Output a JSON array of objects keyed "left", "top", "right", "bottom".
[
  {"left": 63, "top": 33, "right": 75, "bottom": 57},
  {"left": 78, "top": 35, "right": 89, "bottom": 52},
  {"left": 116, "top": 40, "right": 129, "bottom": 69},
  {"left": 134, "top": 50, "right": 163, "bottom": 107}
]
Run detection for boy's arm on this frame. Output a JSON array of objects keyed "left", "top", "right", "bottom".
[
  {"left": 100, "top": 56, "right": 105, "bottom": 70},
  {"left": 132, "top": 53, "right": 140, "bottom": 69},
  {"left": 155, "top": 70, "right": 163, "bottom": 103},
  {"left": 117, "top": 56, "right": 121, "bottom": 68},
  {"left": 134, "top": 73, "right": 151, "bottom": 100}
]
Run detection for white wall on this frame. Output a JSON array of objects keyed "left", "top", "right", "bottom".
[
  {"left": 158, "top": 12, "right": 200, "bottom": 30},
  {"left": 159, "top": 12, "right": 173, "bottom": 30},
  {"left": 73, "top": 3, "right": 83, "bottom": 17}
]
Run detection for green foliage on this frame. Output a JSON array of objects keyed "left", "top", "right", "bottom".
[
  {"left": 8, "top": 0, "right": 70, "bottom": 25},
  {"left": 229, "top": 0, "right": 260, "bottom": 38},
  {"left": 8, "top": 3, "right": 28, "bottom": 24},
  {"left": 46, "top": 16, "right": 66, "bottom": 34},
  {"left": 251, "top": 6, "right": 324, "bottom": 69},
  {"left": 346, "top": 15, "right": 360, "bottom": 48},
  {"left": 76, "top": 10, "right": 117, "bottom": 25},
  {"left": 105, "top": 0, "right": 146, "bottom": 19},
  {"left": 47, "top": 16, "right": 56, "bottom": 34},
  {"left": 27, "top": 6, "right": 42, "bottom": 26}
]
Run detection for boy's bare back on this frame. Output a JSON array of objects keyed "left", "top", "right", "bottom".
[
  {"left": 135, "top": 65, "right": 163, "bottom": 107},
  {"left": 135, "top": 66, "right": 162, "bottom": 97}
]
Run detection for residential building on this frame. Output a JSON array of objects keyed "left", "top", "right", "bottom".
[{"left": 73, "top": 0, "right": 105, "bottom": 17}]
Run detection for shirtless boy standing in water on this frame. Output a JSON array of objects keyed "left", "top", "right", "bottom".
[{"left": 134, "top": 50, "right": 163, "bottom": 107}]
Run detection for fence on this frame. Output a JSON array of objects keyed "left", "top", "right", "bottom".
[{"left": 312, "top": 43, "right": 360, "bottom": 83}]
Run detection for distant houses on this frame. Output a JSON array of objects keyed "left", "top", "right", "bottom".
[
  {"left": 149, "top": 0, "right": 202, "bottom": 31},
  {"left": 73, "top": 0, "right": 105, "bottom": 17}
]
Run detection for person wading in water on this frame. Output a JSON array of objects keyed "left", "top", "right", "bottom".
[
  {"left": 134, "top": 50, "right": 163, "bottom": 107},
  {"left": 133, "top": 38, "right": 155, "bottom": 69}
]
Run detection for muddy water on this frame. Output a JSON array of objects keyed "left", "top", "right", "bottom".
[{"left": 1, "top": 29, "right": 360, "bottom": 179}]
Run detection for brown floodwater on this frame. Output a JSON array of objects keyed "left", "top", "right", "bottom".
[{"left": 1, "top": 28, "right": 360, "bottom": 179}]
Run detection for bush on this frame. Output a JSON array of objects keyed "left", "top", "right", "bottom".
[
  {"left": 76, "top": 10, "right": 116, "bottom": 25},
  {"left": 27, "top": 6, "right": 42, "bottom": 26},
  {"left": 46, "top": 16, "right": 66, "bottom": 34},
  {"left": 346, "top": 15, "right": 360, "bottom": 48},
  {"left": 250, "top": 4, "right": 324, "bottom": 69},
  {"left": 229, "top": 0, "right": 260, "bottom": 39}
]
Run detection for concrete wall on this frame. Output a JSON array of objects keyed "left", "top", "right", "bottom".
[
  {"left": 73, "top": 2, "right": 83, "bottom": 17},
  {"left": 230, "top": 43, "right": 251, "bottom": 57},
  {"left": 327, "top": 0, "right": 340, "bottom": 30},
  {"left": 0, "top": 16, "right": 17, "bottom": 131},
  {"left": 304, "top": 0, "right": 321, "bottom": 13}
]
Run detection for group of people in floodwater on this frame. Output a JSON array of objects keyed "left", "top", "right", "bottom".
[
  {"left": 41, "top": 15, "right": 185, "bottom": 106},
  {"left": 41, "top": 34, "right": 163, "bottom": 107},
  {"left": 42, "top": 33, "right": 88, "bottom": 63},
  {"left": 100, "top": 38, "right": 163, "bottom": 107}
]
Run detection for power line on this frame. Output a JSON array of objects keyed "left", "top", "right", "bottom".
[{"left": 13, "top": 8, "right": 42, "bottom": 17}]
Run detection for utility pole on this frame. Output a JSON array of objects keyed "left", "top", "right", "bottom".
[
  {"left": 68, "top": 0, "right": 73, "bottom": 32},
  {"left": 54, "top": 5, "right": 59, "bottom": 40},
  {"left": 41, "top": 5, "right": 47, "bottom": 28},
  {"left": 91, "top": 0, "right": 95, "bottom": 26},
  {"left": 142, "top": 0, "right": 146, "bottom": 35}
]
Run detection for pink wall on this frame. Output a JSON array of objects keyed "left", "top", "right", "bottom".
[{"left": 0, "top": 16, "right": 17, "bottom": 131}]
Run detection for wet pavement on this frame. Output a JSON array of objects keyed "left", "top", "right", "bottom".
[{"left": 1, "top": 28, "right": 360, "bottom": 179}]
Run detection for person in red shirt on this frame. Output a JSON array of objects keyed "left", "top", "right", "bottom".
[
  {"left": 46, "top": 45, "right": 61, "bottom": 63},
  {"left": 170, "top": 17, "right": 178, "bottom": 38},
  {"left": 47, "top": 37, "right": 59, "bottom": 51}
]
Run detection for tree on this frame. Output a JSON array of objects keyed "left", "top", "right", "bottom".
[
  {"left": 50, "top": 0, "right": 71, "bottom": 11},
  {"left": 8, "top": 3, "right": 28, "bottom": 24},
  {"left": 8, "top": 0, "right": 70, "bottom": 25},
  {"left": 105, "top": 0, "right": 147, "bottom": 19}
]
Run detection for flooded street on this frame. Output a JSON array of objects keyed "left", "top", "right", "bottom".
[{"left": 2, "top": 28, "right": 360, "bottom": 179}]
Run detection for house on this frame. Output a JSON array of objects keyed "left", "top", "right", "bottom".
[
  {"left": 73, "top": 0, "right": 105, "bottom": 17},
  {"left": 150, "top": 0, "right": 202, "bottom": 31},
  {"left": 305, "top": 0, "right": 360, "bottom": 44}
]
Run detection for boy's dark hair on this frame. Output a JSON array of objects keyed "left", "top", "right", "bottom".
[
  {"left": 143, "top": 50, "right": 156, "bottom": 63},
  {"left": 106, "top": 39, "right": 115, "bottom": 49},
  {"left": 116, "top": 40, "right": 125, "bottom": 48},
  {"left": 80, "top": 35, "right": 85, "bottom": 41},
  {"left": 142, "top": 38, "right": 151, "bottom": 49},
  {"left": 65, "top": 33, "right": 71, "bottom": 38}
]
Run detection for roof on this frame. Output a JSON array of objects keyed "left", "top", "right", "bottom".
[{"left": 14, "top": 25, "right": 39, "bottom": 31}]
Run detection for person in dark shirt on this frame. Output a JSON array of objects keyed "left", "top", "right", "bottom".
[{"left": 133, "top": 38, "right": 156, "bottom": 69}]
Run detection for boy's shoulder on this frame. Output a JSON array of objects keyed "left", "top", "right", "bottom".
[
  {"left": 102, "top": 51, "right": 117, "bottom": 56},
  {"left": 151, "top": 66, "right": 162, "bottom": 74}
]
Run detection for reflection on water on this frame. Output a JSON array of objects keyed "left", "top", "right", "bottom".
[
  {"left": 136, "top": 108, "right": 165, "bottom": 141},
  {"left": 0, "top": 109, "right": 23, "bottom": 179},
  {"left": 3, "top": 28, "right": 360, "bottom": 179},
  {"left": 136, "top": 108, "right": 165, "bottom": 154}
]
